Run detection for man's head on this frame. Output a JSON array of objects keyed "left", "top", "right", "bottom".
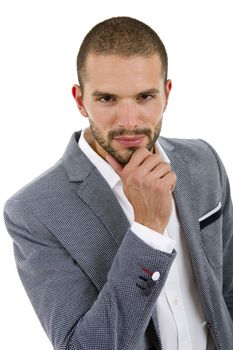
[
  {"left": 72, "top": 17, "right": 172, "bottom": 165},
  {"left": 76, "top": 16, "right": 168, "bottom": 93}
]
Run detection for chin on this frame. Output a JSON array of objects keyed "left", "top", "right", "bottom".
[{"left": 112, "top": 148, "right": 137, "bottom": 165}]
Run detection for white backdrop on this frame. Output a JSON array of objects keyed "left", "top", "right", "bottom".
[{"left": 0, "top": 0, "right": 232, "bottom": 349}]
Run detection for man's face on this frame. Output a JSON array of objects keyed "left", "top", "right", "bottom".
[{"left": 73, "top": 54, "right": 172, "bottom": 165}]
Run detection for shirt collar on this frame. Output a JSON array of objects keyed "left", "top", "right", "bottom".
[{"left": 78, "top": 128, "right": 170, "bottom": 190}]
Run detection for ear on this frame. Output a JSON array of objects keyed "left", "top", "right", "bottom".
[
  {"left": 163, "top": 79, "right": 172, "bottom": 112},
  {"left": 72, "top": 84, "right": 88, "bottom": 117}
]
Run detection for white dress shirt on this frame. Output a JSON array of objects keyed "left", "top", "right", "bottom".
[{"left": 79, "top": 129, "right": 215, "bottom": 350}]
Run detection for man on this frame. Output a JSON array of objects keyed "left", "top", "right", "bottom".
[{"left": 4, "top": 16, "right": 233, "bottom": 350}]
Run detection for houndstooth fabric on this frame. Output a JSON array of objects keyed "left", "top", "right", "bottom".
[{"left": 3, "top": 131, "right": 233, "bottom": 349}]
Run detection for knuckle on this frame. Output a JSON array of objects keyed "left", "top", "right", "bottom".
[
  {"left": 153, "top": 154, "right": 162, "bottom": 164},
  {"left": 167, "top": 163, "right": 172, "bottom": 172},
  {"left": 131, "top": 172, "right": 142, "bottom": 187},
  {"left": 143, "top": 178, "right": 152, "bottom": 190},
  {"left": 154, "top": 179, "right": 163, "bottom": 192},
  {"left": 137, "top": 148, "right": 150, "bottom": 158},
  {"left": 153, "top": 162, "right": 171, "bottom": 177},
  {"left": 153, "top": 153, "right": 162, "bottom": 160},
  {"left": 161, "top": 162, "right": 171, "bottom": 173},
  {"left": 171, "top": 171, "right": 177, "bottom": 182},
  {"left": 129, "top": 147, "right": 150, "bottom": 165}
]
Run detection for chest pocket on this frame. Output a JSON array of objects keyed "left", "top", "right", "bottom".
[{"left": 199, "top": 202, "right": 223, "bottom": 269}]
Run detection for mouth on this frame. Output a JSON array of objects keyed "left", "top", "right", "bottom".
[{"left": 113, "top": 135, "right": 145, "bottom": 147}]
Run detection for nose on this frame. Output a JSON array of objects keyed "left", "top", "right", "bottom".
[{"left": 117, "top": 101, "right": 139, "bottom": 129}]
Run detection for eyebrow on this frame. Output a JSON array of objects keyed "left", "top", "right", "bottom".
[{"left": 92, "top": 88, "right": 160, "bottom": 98}]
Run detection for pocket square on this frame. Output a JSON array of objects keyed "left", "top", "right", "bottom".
[{"left": 199, "top": 202, "right": 222, "bottom": 229}]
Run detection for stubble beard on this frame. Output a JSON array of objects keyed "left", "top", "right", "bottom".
[{"left": 89, "top": 118, "right": 163, "bottom": 165}]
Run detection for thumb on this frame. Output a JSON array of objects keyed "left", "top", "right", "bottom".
[{"left": 106, "top": 154, "right": 123, "bottom": 177}]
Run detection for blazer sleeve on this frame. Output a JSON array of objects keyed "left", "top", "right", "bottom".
[
  {"left": 217, "top": 153, "right": 233, "bottom": 320},
  {"left": 200, "top": 140, "right": 233, "bottom": 321},
  {"left": 4, "top": 197, "right": 176, "bottom": 350}
]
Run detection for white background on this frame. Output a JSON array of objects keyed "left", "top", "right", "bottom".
[{"left": 0, "top": 0, "right": 232, "bottom": 349}]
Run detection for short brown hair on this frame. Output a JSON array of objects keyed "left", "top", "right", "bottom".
[{"left": 76, "top": 16, "right": 168, "bottom": 92}]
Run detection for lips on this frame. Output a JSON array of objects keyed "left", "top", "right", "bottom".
[{"left": 113, "top": 135, "right": 145, "bottom": 147}]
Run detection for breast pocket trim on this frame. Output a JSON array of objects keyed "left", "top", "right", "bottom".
[{"left": 199, "top": 201, "right": 222, "bottom": 230}]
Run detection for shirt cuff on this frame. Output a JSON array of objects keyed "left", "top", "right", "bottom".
[{"left": 131, "top": 221, "right": 176, "bottom": 254}]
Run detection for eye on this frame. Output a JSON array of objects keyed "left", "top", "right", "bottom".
[
  {"left": 138, "top": 94, "right": 155, "bottom": 101},
  {"left": 98, "top": 95, "right": 115, "bottom": 103}
]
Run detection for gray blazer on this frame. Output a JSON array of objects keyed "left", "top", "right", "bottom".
[{"left": 4, "top": 131, "right": 233, "bottom": 350}]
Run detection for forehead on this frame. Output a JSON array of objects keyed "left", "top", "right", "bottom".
[{"left": 84, "top": 54, "right": 164, "bottom": 93}]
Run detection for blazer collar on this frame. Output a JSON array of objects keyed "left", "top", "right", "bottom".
[
  {"left": 62, "top": 131, "right": 95, "bottom": 182},
  {"left": 62, "top": 130, "right": 130, "bottom": 246}
]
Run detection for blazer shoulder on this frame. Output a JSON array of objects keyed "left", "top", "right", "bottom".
[
  {"left": 4, "top": 158, "right": 69, "bottom": 212},
  {"left": 162, "top": 135, "right": 228, "bottom": 176},
  {"left": 160, "top": 135, "right": 215, "bottom": 154},
  {"left": 160, "top": 136, "right": 223, "bottom": 166},
  {"left": 160, "top": 136, "right": 230, "bottom": 196}
]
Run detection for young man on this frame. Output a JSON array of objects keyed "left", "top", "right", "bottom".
[{"left": 4, "top": 17, "right": 233, "bottom": 350}]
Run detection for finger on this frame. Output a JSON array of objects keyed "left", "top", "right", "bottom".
[
  {"left": 147, "top": 171, "right": 176, "bottom": 192},
  {"left": 163, "top": 172, "right": 177, "bottom": 192},
  {"left": 127, "top": 148, "right": 162, "bottom": 169},
  {"left": 143, "top": 159, "right": 171, "bottom": 177},
  {"left": 170, "top": 183, "right": 176, "bottom": 192},
  {"left": 105, "top": 154, "right": 123, "bottom": 177},
  {"left": 127, "top": 148, "right": 152, "bottom": 167}
]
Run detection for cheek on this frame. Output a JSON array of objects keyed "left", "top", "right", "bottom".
[
  {"left": 89, "top": 113, "right": 115, "bottom": 136},
  {"left": 140, "top": 104, "right": 163, "bottom": 125},
  {"left": 150, "top": 100, "right": 165, "bottom": 114},
  {"left": 96, "top": 115, "right": 114, "bottom": 129},
  {"left": 89, "top": 106, "right": 116, "bottom": 128}
]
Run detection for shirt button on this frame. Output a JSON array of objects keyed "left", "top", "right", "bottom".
[
  {"left": 173, "top": 298, "right": 179, "bottom": 305},
  {"left": 152, "top": 271, "right": 160, "bottom": 281}
]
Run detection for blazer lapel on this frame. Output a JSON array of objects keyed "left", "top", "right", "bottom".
[
  {"left": 149, "top": 137, "right": 210, "bottom": 341},
  {"left": 76, "top": 167, "right": 129, "bottom": 247},
  {"left": 159, "top": 137, "right": 209, "bottom": 288},
  {"left": 60, "top": 131, "right": 130, "bottom": 291}
]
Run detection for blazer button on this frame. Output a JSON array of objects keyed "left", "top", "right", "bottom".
[{"left": 152, "top": 271, "right": 160, "bottom": 281}]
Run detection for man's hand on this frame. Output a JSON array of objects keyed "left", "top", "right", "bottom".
[{"left": 106, "top": 148, "right": 177, "bottom": 234}]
